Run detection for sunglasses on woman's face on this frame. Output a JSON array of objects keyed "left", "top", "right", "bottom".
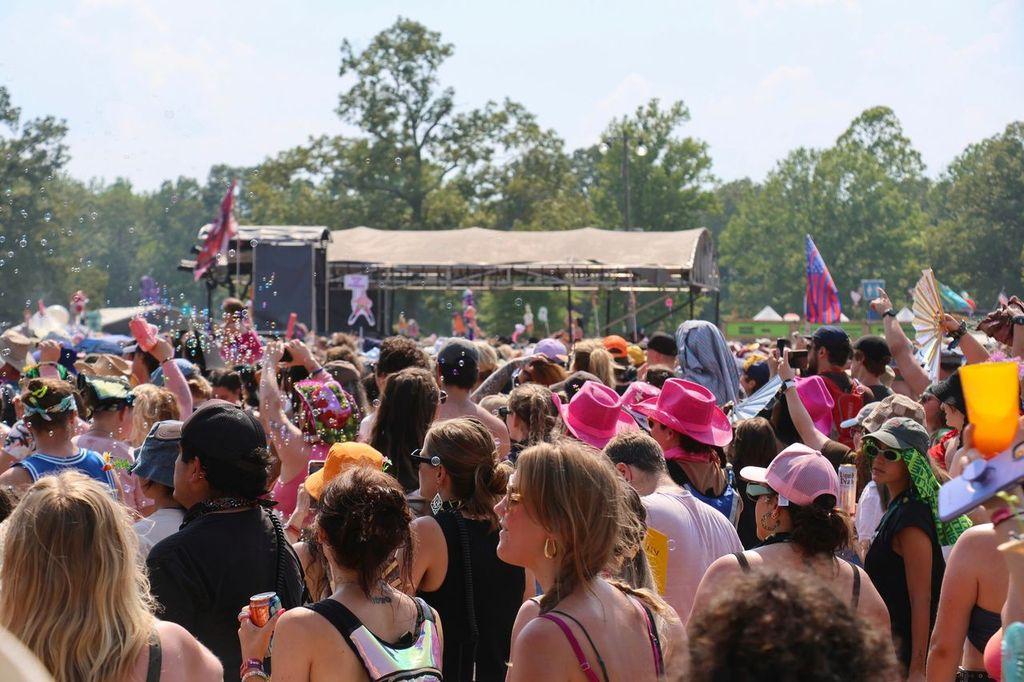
[
  {"left": 409, "top": 448, "right": 441, "bottom": 467},
  {"left": 503, "top": 483, "right": 522, "bottom": 508},
  {"left": 864, "top": 441, "right": 901, "bottom": 462},
  {"left": 745, "top": 483, "right": 776, "bottom": 498}
]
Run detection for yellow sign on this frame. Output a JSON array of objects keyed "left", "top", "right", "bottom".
[{"left": 643, "top": 527, "right": 669, "bottom": 595}]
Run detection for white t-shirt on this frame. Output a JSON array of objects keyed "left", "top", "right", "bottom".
[
  {"left": 133, "top": 507, "right": 186, "bottom": 558},
  {"left": 642, "top": 486, "right": 743, "bottom": 623},
  {"left": 855, "top": 482, "right": 884, "bottom": 544}
]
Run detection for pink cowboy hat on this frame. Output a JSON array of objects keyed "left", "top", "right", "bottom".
[
  {"left": 618, "top": 381, "right": 661, "bottom": 411},
  {"left": 634, "top": 378, "right": 733, "bottom": 447},
  {"left": 795, "top": 376, "right": 835, "bottom": 437},
  {"left": 557, "top": 380, "right": 639, "bottom": 450}
]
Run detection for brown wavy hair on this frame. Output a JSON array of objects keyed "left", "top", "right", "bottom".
[
  {"left": 316, "top": 467, "right": 413, "bottom": 595},
  {"left": 688, "top": 570, "right": 900, "bottom": 681},
  {"left": 507, "top": 383, "right": 560, "bottom": 447},
  {"left": 423, "top": 417, "right": 510, "bottom": 530}
]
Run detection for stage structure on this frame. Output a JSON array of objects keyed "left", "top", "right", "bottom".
[
  {"left": 183, "top": 225, "right": 719, "bottom": 338},
  {"left": 179, "top": 225, "right": 332, "bottom": 335},
  {"left": 326, "top": 227, "right": 720, "bottom": 337}
]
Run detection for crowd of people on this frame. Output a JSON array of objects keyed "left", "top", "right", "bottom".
[{"left": 0, "top": 290, "right": 1022, "bottom": 681}]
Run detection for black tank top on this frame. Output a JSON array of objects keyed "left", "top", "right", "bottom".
[{"left": 417, "top": 510, "right": 525, "bottom": 681}]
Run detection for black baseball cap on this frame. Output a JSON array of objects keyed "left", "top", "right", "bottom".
[
  {"left": 853, "top": 335, "right": 891, "bottom": 363},
  {"left": 437, "top": 338, "right": 479, "bottom": 381},
  {"left": 180, "top": 399, "right": 267, "bottom": 464},
  {"left": 932, "top": 370, "right": 966, "bottom": 414},
  {"left": 646, "top": 332, "right": 678, "bottom": 357},
  {"left": 811, "top": 326, "right": 851, "bottom": 353}
]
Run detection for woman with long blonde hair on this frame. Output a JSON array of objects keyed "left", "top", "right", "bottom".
[
  {"left": 497, "top": 440, "right": 687, "bottom": 680},
  {"left": 0, "top": 471, "right": 221, "bottom": 681},
  {"left": 129, "top": 385, "right": 180, "bottom": 448},
  {"left": 570, "top": 341, "right": 616, "bottom": 389}
]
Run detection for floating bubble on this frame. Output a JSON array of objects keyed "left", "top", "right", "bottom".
[
  {"left": 12, "top": 268, "right": 16, "bottom": 274},
  {"left": 0, "top": 236, "right": 5, "bottom": 244},
  {"left": 90, "top": 212, "right": 98, "bottom": 220},
  {"left": 128, "top": 226, "right": 135, "bottom": 234},
  {"left": 19, "top": 210, "right": 27, "bottom": 219},
  {"left": 18, "top": 238, "right": 26, "bottom": 248},
  {"left": 394, "top": 157, "right": 402, "bottom": 165},
  {"left": 514, "top": 297, "right": 523, "bottom": 306},
  {"left": 39, "top": 238, "right": 46, "bottom": 246},
  {"left": 636, "top": 144, "right": 649, "bottom": 157},
  {"left": 6, "top": 252, "right": 12, "bottom": 259},
  {"left": 250, "top": 239, "right": 259, "bottom": 247},
  {"left": 228, "top": 249, "right": 236, "bottom": 258},
  {"left": 43, "top": 212, "right": 51, "bottom": 222}
]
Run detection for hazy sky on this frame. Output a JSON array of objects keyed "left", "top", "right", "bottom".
[{"left": 1, "top": 0, "right": 1021, "bottom": 190}]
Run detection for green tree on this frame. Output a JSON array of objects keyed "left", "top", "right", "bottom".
[
  {"left": 336, "top": 17, "right": 536, "bottom": 228},
  {"left": 582, "top": 99, "right": 716, "bottom": 230},
  {"left": 719, "top": 107, "right": 928, "bottom": 317},
  {"left": 927, "top": 121, "right": 1024, "bottom": 306}
]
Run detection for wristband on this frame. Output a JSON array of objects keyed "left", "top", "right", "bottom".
[
  {"left": 240, "top": 659, "right": 265, "bottom": 678},
  {"left": 241, "top": 671, "right": 270, "bottom": 682},
  {"left": 781, "top": 379, "right": 797, "bottom": 392},
  {"left": 310, "top": 366, "right": 326, "bottom": 377},
  {"left": 882, "top": 309, "right": 897, "bottom": 319}
]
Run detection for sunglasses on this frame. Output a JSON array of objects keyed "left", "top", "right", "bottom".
[
  {"left": 746, "top": 483, "right": 776, "bottom": 498},
  {"left": 496, "top": 406, "right": 510, "bottom": 419},
  {"left": 409, "top": 448, "right": 441, "bottom": 467},
  {"left": 864, "top": 441, "right": 901, "bottom": 462}
]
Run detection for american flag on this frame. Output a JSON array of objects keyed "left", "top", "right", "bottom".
[
  {"left": 804, "top": 235, "right": 842, "bottom": 324},
  {"left": 193, "top": 180, "right": 238, "bottom": 282}
]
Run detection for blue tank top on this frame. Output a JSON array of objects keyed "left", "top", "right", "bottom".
[{"left": 16, "top": 449, "right": 118, "bottom": 491}]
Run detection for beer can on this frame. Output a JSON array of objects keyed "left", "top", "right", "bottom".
[
  {"left": 838, "top": 464, "right": 857, "bottom": 515},
  {"left": 249, "top": 592, "right": 281, "bottom": 627}
]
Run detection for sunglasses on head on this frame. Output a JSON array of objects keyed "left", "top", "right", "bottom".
[
  {"left": 746, "top": 483, "right": 776, "bottom": 498},
  {"left": 409, "top": 448, "right": 441, "bottom": 467},
  {"left": 864, "top": 441, "right": 901, "bottom": 462},
  {"left": 503, "top": 483, "right": 522, "bottom": 507}
]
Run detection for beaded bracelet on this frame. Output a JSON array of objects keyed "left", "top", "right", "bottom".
[{"left": 241, "top": 671, "right": 270, "bottom": 682}]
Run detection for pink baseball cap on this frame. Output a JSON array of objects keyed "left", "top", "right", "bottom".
[{"left": 739, "top": 443, "right": 839, "bottom": 507}]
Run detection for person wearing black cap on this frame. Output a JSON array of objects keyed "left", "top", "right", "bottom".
[
  {"left": 808, "top": 326, "right": 870, "bottom": 448},
  {"left": 930, "top": 371, "right": 968, "bottom": 474},
  {"left": 435, "top": 338, "right": 511, "bottom": 458},
  {"left": 146, "top": 400, "right": 304, "bottom": 681},
  {"left": 645, "top": 332, "right": 678, "bottom": 370},
  {"left": 852, "top": 335, "right": 892, "bottom": 404}
]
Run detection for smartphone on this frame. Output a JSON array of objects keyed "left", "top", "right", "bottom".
[
  {"left": 938, "top": 442, "right": 1024, "bottom": 521},
  {"left": 776, "top": 338, "right": 791, "bottom": 353},
  {"left": 787, "top": 349, "right": 808, "bottom": 368},
  {"left": 308, "top": 459, "right": 326, "bottom": 477}
]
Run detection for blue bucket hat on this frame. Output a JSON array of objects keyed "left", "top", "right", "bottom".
[
  {"left": 149, "top": 358, "right": 196, "bottom": 387},
  {"left": 131, "top": 420, "right": 182, "bottom": 488}
]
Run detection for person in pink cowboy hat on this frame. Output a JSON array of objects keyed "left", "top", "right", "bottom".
[
  {"left": 618, "top": 380, "right": 661, "bottom": 429},
  {"left": 634, "top": 378, "right": 739, "bottom": 522},
  {"left": 556, "top": 380, "right": 638, "bottom": 450}
]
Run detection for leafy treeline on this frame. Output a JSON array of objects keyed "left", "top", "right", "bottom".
[{"left": 0, "top": 17, "right": 1020, "bottom": 328}]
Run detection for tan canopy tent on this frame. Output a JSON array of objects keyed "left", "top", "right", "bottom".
[{"left": 326, "top": 226, "right": 719, "bottom": 292}]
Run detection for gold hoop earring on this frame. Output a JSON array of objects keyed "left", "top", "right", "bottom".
[{"left": 544, "top": 537, "right": 558, "bottom": 559}]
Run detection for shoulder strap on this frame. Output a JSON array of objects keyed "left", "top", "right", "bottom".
[
  {"left": 549, "top": 610, "right": 610, "bottom": 682},
  {"left": 145, "top": 631, "right": 162, "bottom": 682},
  {"left": 851, "top": 566, "right": 862, "bottom": 609},
  {"left": 306, "top": 599, "right": 362, "bottom": 638},
  {"left": 633, "top": 600, "right": 666, "bottom": 678},
  {"left": 539, "top": 613, "right": 603, "bottom": 682},
  {"left": 733, "top": 552, "right": 750, "bottom": 572}
]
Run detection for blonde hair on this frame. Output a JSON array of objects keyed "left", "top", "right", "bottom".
[
  {"left": 0, "top": 472, "right": 155, "bottom": 682},
  {"left": 473, "top": 341, "right": 499, "bottom": 376},
  {"left": 570, "top": 340, "right": 616, "bottom": 388},
  {"left": 507, "top": 383, "right": 559, "bottom": 447},
  {"left": 130, "top": 384, "right": 180, "bottom": 447},
  {"left": 187, "top": 374, "right": 213, "bottom": 403},
  {"left": 516, "top": 440, "right": 672, "bottom": 617}
]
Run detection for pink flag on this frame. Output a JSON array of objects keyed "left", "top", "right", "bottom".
[{"left": 193, "top": 180, "right": 238, "bottom": 281}]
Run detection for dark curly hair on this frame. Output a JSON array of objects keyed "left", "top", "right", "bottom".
[
  {"left": 688, "top": 570, "right": 900, "bottom": 682},
  {"left": 376, "top": 336, "right": 430, "bottom": 378},
  {"left": 316, "top": 467, "right": 413, "bottom": 596}
]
